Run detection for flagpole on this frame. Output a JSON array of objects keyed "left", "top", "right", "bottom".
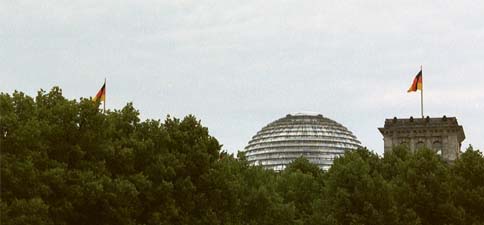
[
  {"left": 420, "top": 65, "right": 423, "bottom": 118},
  {"left": 104, "top": 78, "right": 106, "bottom": 114}
]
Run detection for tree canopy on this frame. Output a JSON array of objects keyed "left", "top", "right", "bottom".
[{"left": 1, "top": 87, "right": 483, "bottom": 225}]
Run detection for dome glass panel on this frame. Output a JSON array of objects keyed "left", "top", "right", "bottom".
[{"left": 244, "top": 113, "right": 361, "bottom": 171}]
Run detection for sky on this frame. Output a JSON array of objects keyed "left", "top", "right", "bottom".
[{"left": 1, "top": 0, "right": 483, "bottom": 155}]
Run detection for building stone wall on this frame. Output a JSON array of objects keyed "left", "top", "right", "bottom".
[{"left": 378, "top": 116, "right": 465, "bottom": 162}]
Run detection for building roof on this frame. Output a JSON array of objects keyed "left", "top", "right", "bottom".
[
  {"left": 378, "top": 116, "right": 465, "bottom": 142},
  {"left": 244, "top": 113, "right": 361, "bottom": 171}
]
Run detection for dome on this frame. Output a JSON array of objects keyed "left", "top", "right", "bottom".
[{"left": 244, "top": 113, "right": 361, "bottom": 171}]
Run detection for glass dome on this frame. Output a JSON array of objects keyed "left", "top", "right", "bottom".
[{"left": 244, "top": 113, "right": 361, "bottom": 171}]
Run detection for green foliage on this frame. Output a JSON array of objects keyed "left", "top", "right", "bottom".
[
  {"left": 452, "top": 146, "right": 484, "bottom": 225},
  {"left": 278, "top": 158, "right": 324, "bottom": 224},
  {"left": 1, "top": 87, "right": 483, "bottom": 225},
  {"left": 322, "top": 149, "right": 403, "bottom": 225}
]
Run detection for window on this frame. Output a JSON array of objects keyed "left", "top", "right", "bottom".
[
  {"left": 416, "top": 141, "right": 425, "bottom": 149},
  {"left": 433, "top": 141, "right": 442, "bottom": 155}
]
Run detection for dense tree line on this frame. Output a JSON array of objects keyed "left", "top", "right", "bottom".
[{"left": 1, "top": 87, "right": 483, "bottom": 225}]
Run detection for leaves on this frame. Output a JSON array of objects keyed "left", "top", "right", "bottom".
[{"left": 1, "top": 87, "right": 483, "bottom": 225}]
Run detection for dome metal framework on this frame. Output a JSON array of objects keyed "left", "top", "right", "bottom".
[{"left": 244, "top": 113, "right": 361, "bottom": 171}]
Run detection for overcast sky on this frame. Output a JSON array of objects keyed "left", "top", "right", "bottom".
[{"left": 1, "top": 0, "right": 483, "bottom": 154}]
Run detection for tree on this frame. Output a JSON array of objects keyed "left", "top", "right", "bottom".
[
  {"left": 321, "top": 148, "right": 405, "bottom": 225},
  {"left": 278, "top": 157, "right": 324, "bottom": 224},
  {"left": 2, "top": 87, "right": 483, "bottom": 225},
  {"left": 452, "top": 146, "right": 484, "bottom": 224},
  {"left": 384, "top": 146, "right": 462, "bottom": 225}
]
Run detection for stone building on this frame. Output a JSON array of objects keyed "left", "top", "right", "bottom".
[{"left": 378, "top": 116, "right": 465, "bottom": 161}]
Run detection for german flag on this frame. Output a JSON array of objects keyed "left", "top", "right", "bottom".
[
  {"left": 93, "top": 82, "right": 106, "bottom": 102},
  {"left": 407, "top": 70, "right": 423, "bottom": 92}
]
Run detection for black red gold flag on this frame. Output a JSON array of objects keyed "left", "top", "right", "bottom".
[
  {"left": 93, "top": 82, "right": 106, "bottom": 102},
  {"left": 407, "top": 70, "right": 423, "bottom": 92}
]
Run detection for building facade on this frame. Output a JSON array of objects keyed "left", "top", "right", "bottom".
[
  {"left": 244, "top": 113, "right": 361, "bottom": 171},
  {"left": 378, "top": 116, "right": 465, "bottom": 161}
]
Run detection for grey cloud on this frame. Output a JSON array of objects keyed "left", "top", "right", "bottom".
[{"left": 1, "top": 0, "right": 483, "bottom": 153}]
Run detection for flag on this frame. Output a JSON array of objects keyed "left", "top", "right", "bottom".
[
  {"left": 407, "top": 70, "right": 423, "bottom": 92},
  {"left": 93, "top": 82, "right": 106, "bottom": 102}
]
